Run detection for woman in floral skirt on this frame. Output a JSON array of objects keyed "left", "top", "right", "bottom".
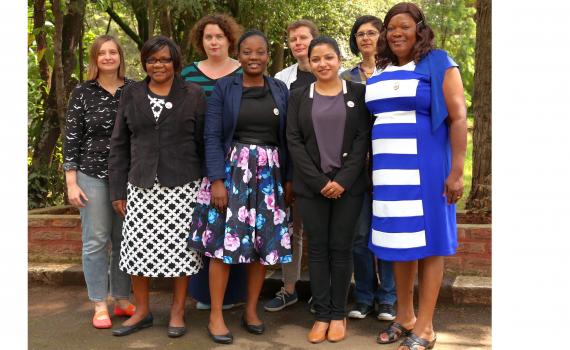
[{"left": 188, "top": 30, "right": 292, "bottom": 344}]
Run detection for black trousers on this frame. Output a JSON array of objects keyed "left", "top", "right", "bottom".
[{"left": 297, "top": 192, "right": 364, "bottom": 321}]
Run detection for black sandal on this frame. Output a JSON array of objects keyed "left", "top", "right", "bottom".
[
  {"left": 376, "top": 321, "right": 413, "bottom": 344},
  {"left": 400, "top": 333, "right": 437, "bottom": 350}
]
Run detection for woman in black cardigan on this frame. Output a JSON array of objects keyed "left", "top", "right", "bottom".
[
  {"left": 286, "top": 36, "right": 371, "bottom": 344},
  {"left": 108, "top": 36, "right": 206, "bottom": 338}
]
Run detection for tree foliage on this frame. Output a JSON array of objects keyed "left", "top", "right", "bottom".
[{"left": 27, "top": 0, "right": 481, "bottom": 209}]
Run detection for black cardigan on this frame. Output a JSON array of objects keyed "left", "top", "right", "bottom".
[
  {"left": 108, "top": 76, "right": 206, "bottom": 201},
  {"left": 286, "top": 80, "right": 371, "bottom": 198}
]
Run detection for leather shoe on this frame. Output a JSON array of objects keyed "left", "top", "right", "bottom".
[
  {"left": 207, "top": 326, "right": 233, "bottom": 344},
  {"left": 307, "top": 321, "right": 329, "bottom": 344},
  {"left": 327, "top": 318, "right": 347, "bottom": 342},
  {"left": 167, "top": 325, "right": 187, "bottom": 338},
  {"left": 241, "top": 315, "right": 265, "bottom": 335},
  {"left": 112, "top": 313, "right": 153, "bottom": 337}
]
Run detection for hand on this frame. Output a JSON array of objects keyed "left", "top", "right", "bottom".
[
  {"left": 284, "top": 181, "right": 294, "bottom": 206},
  {"left": 443, "top": 172, "right": 464, "bottom": 204},
  {"left": 211, "top": 179, "right": 228, "bottom": 212},
  {"left": 320, "top": 181, "right": 345, "bottom": 199},
  {"left": 67, "top": 183, "right": 88, "bottom": 208},
  {"left": 112, "top": 200, "right": 127, "bottom": 218}
]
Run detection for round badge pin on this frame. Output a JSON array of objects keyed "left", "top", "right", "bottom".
[
  {"left": 165, "top": 102, "right": 173, "bottom": 109},
  {"left": 273, "top": 108, "right": 279, "bottom": 116},
  {"left": 347, "top": 101, "right": 355, "bottom": 108}
]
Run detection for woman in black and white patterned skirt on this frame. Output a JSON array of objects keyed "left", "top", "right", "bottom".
[{"left": 108, "top": 36, "right": 206, "bottom": 338}]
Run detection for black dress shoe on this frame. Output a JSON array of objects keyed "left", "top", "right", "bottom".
[
  {"left": 167, "top": 325, "right": 187, "bottom": 338},
  {"left": 241, "top": 315, "right": 265, "bottom": 335},
  {"left": 207, "top": 326, "right": 233, "bottom": 344},
  {"left": 112, "top": 313, "right": 153, "bottom": 337}
]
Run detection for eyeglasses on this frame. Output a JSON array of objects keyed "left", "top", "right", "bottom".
[
  {"left": 145, "top": 58, "right": 173, "bottom": 64},
  {"left": 355, "top": 30, "right": 379, "bottom": 39}
]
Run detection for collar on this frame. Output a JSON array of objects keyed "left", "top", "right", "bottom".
[{"left": 309, "top": 79, "right": 347, "bottom": 98}]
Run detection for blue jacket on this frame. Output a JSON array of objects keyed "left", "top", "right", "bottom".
[{"left": 204, "top": 74, "right": 291, "bottom": 182}]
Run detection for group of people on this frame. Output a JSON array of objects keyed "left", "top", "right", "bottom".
[{"left": 63, "top": 2, "right": 467, "bottom": 349}]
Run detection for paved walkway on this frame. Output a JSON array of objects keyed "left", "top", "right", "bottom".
[{"left": 29, "top": 283, "right": 491, "bottom": 349}]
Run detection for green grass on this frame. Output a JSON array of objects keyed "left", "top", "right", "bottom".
[{"left": 456, "top": 119, "right": 473, "bottom": 210}]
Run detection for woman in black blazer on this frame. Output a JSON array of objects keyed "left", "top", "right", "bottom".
[
  {"left": 108, "top": 36, "right": 206, "bottom": 338},
  {"left": 286, "top": 36, "right": 371, "bottom": 344}
]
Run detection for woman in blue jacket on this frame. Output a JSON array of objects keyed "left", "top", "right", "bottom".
[{"left": 188, "top": 30, "right": 292, "bottom": 344}]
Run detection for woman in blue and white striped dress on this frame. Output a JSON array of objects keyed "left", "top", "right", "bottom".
[{"left": 365, "top": 3, "right": 467, "bottom": 350}]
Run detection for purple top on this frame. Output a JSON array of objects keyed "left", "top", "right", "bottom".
[{"left": 311, "top": 90, "right": 346, "bottom": 173}]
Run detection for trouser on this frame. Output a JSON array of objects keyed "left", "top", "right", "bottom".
[
  {"left": 352, "top": 192, "right": 397, "bottom": 306},
  {"left": 77, "top": 171, "right": 131, "bottom": 302},
  {"left": 281, "top": 203, "right": 303, "bottom": 285},
  {"left": 297, "top": 192, "right": 363, "bottom": 321}
]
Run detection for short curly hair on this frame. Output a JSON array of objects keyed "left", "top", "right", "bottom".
[
  {"left": 376, "top": 2, "right": 434, "bottom": 69},
  {"left": 190, "top": 13, "right": 243, "bottom": 58}
]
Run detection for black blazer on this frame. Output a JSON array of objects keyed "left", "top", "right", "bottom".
[
  {"left": 286, "top": 80, "right": 371, "bottom": 198},
  {"left": 108, "top": 76, "right": 206, "bottom": 201}
]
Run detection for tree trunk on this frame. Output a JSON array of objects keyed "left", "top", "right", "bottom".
[
  {"left": 33, "top": 0, "right": 50, "bottom": 94},
  {"left": 269, "top": 41, "right": 284, "bottom": 76},
  {"left": 52, "top": 0, "right": 66, "bottom": 137},
  {"left": 159, "top": 5, "right": 172, "bottom": 38},
  {"left": 147, "top": 0, "right": 154, "bottom": 38},
  {"left": 31, "top": 0, "right": 86, "bottom": 169},
  {"left": 466, "top": 0, "right": 491, "bottom": 213}
]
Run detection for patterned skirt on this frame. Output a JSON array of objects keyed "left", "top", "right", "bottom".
[
  {"left": 120, "top": 179, "right": 203, "bottom": 277},
  {"left": 188, "top": 142, "right": 292, "bottom": 265}
]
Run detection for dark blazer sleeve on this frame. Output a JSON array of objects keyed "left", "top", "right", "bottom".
[
  {"left": 108, "top": 84, "right": 132, "bottom": 201},
  {"left": 333, "top": 83, "right": 371, "bottom": 191},
  {"left": 277, "top": 80, "right": 293, "bottom": 182},
  {"left": 286, "top": 89, "right": 330, "bottom": 193},
  {"left": 204, "top": 80, "right": 227, "bottom": 181}
]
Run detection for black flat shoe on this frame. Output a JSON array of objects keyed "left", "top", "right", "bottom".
[
  {"left": 241, "top": 315, "right": 265, "bottom": 335},
  {"left": 167, "top": 325, "right": 187, "bottom": 338},
  {"left": 207, "top": 326, "right": 233, "bottom": 344},
  {"left": 112, "top": 313, "right": 153, "bottom": 337}
]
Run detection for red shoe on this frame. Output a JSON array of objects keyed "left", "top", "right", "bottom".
[
  {"left": 114, "top": 303, "right": 136, "bottom": 317},
  {"left": 92, "top": 310, "right": 112, "bottom": 329}
]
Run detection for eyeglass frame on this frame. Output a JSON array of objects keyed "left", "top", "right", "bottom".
[
  {"left": 145, "top": 57, "right": 173, "bottom": 65},
  {"left": 354, "top": 30, "right": 380, "bottom": 39}
]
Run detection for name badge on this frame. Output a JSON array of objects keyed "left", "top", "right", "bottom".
[
  {"left": 165, "top": 102, "right": 173, "bottom": 109},
  {"left": 347, "top": 101, "right": 355, "bottom": 108},
  {"left": 273, "top": 108, "right": 279, "bottom": 116}
]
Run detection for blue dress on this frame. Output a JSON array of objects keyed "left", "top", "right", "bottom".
[{"left": 365, "top": 50, "right": 458, "bottom": 262}]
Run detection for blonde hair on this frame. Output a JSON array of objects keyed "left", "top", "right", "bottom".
[{"left": 87, "top": 35, "right": 125, "bottom": 80}]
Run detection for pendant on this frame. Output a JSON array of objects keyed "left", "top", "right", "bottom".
[{"left": 393, "top": 81, "right": 400, "bottom": 90}]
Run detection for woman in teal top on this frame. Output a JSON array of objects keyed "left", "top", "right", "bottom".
[{"left": 181, "top": 13, "right": 246, "bottom": 310}]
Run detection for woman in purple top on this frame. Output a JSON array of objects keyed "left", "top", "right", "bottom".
[{"left": 286, "top": 36, "right": 371, "bottom": 344}]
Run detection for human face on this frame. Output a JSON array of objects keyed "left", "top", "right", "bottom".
[
  {"left": 238, "top": 35, "right": 268, "bottom": 77},
  {"left": 202, "top": 24, "right": 230, "bottom": 59},
  {"left": 309, "top": 44, "right": 341, "bottom": 83},
  {"left": 96, "top": 40, "right": 121, "bottom": 74},
  {"left": 145, "top": 46, "right": 174, "bottom": 84},
  {"left": 355, "top": 22, "right": 380, "bottom": 57},
  {"left": 386, "top": 13, "right": 417, "bottom": 65},
  {"left": 287, "top": 26, "right": 313, "bottom": 61}
]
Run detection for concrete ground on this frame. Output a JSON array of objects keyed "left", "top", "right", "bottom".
[{"left": 29, "top": 283, "right": 491, "bottom": 350}]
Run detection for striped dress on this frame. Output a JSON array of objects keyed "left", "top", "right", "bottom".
[{"left": 365, "top": 59, "right": 457, "bottom": 261}]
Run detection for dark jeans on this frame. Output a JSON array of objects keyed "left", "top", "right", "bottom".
[
  {"left": 297, "top": 193, "right": 363, "bottom": 321},
  {"left": 352, "top": 192, "right": 396, "bottom": 306}
]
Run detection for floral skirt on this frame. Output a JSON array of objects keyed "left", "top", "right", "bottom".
[{"left": 188, "top": 142, "right": 292, "bottom": 265}]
